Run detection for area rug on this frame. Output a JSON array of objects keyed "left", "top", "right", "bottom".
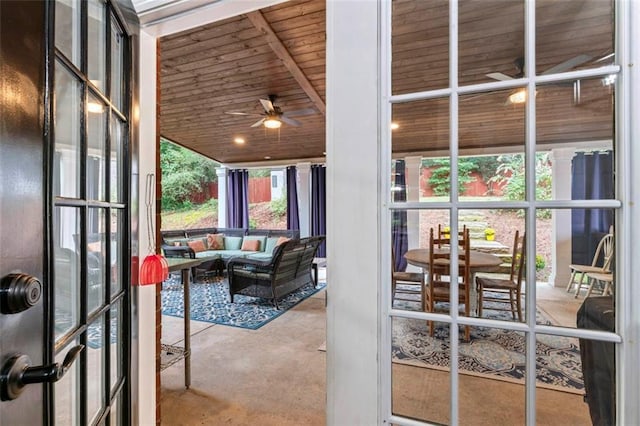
[
  {"left": 392, "top": 288, "right": 584, "bottom": 393},
  {"left": 161, "top": 274, "right": 326, "bottom": 330}
]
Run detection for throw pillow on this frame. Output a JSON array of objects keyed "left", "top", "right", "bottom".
[
  {"left": 276, "top": 236, "right": 291, "bottom": 246},
  {"left": 206, "top": 233, "right": 224, "bottom": 250},
  {"left": 241, "top": 239, "right": 260, "bottom": 251},
  {"left": 187, "top": 239, "right": 206, "bottom": 253}
]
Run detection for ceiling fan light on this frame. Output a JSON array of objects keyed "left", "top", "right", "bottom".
[
  {"left": 509, "top": 89, "right": 527, "bottom": 104},
  {"left": 264, "top": 118, "right": 281, "bottom": 129},
  {"left": 390, "top": 122, "right": 400, "bottom": 130}
]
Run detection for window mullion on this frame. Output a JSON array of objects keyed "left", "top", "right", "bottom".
[{"left": 524, "top": 0, "right": 537, "bottom": 425}]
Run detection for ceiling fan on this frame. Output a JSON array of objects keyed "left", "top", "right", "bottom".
[
  {"left": 462, "top": 54, "right": 594, "bottom": 105},
  {"left": 486, "top": 54, "right": 593, "bottom": 82},
  {"left": 225, "top": 95, "right": 317, "bottom": 129}
]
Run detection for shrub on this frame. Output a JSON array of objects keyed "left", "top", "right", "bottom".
[
  {"left": 535, "top": 254, "right": 546, "bottom": 271},
  {"left": 490, "top": 153, "right": 552, "bottom": 218},
  {"left": 270, "top": 196, "right": 287, "bottom": 218}
]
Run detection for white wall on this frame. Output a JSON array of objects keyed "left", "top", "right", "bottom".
[
  {"left": 326, "top": 0, "right": 379, "bottom": 423},
  {"left": 270, "top": 169, "right": 284, "bottom": 200}
]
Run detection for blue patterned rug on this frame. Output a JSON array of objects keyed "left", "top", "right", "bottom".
[
  {"left": 161, "top": 274, "right": 326, "bottom": 330},
  {"left": 392, "top": 288, "right": 584, "bottom": 392}
]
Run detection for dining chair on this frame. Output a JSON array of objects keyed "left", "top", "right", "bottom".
[
  {"left": 584, "top": 271, "right": 614, "bottom": 297},
  {"left": 392, "top": 247, "right": 425, "bottom": 310},
  {"left": 437, "top": 224, "right": 467, "bottom": 246},
  {"left": 566, "top": 233, "right": 614, "bottom": 298},
  {"left": 476, "top": 231, "right": 526, "bottom": 321},
  {"left": 425, "top": 227, "right": 471, "bottom": 341}
]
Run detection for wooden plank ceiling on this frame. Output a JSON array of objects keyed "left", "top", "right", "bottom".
[{"left": 159, "top": 0, "right": 613, "bottom": 165}]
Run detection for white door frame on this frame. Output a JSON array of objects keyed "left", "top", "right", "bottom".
[{"left": 327, "top": 0, "right": 640, "bottom": 424}]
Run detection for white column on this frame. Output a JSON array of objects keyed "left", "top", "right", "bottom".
[
  {"left": 405, "top": 156, "right": 422, "bottom": 271},
  {"left": 296, "top": 162, "right": 311, "bottom": 237},
  {"left": 549, "top": 148, "right": 575, "bottom": 287},
  {"left": 405, "top": 157, "right": 422, "bottom": 237},
  {"left": 137, "top": 29, "right": 157, "bottom": 426},
  {"left": 326, "top": 0, "right": 379, "bottom": 423},
  {"left": 216, "top": 167, "right": 228, "bottom": 228}
]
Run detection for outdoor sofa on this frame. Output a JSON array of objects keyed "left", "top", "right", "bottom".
[
  {"left": 160, "top": 227, "right": 300, "bottom": 268},
  {"left": 227, "top": 235, "right": 325, "bottom": 309}
]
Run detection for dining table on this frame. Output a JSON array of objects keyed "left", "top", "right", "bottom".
[
  {"left": 404, "top": 248, "right": 502, "bottom": 273},
  {"left": 404, "top": 247, "right": 502, "bottom": 315}
]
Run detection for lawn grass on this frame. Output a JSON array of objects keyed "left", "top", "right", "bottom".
[{"left": 161, "top": 202, "right": 217, "bottom": 230}]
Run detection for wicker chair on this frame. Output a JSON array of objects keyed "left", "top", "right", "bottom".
[{"left": 227, "top": 236, "right": 324, "bottom": 309}]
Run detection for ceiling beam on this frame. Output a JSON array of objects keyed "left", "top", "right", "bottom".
[{"left": 246, "top": 10, "right": 326, "bottom": 115}]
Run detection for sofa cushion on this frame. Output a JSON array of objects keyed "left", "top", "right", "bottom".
[
  {"left": 264, "top": 237, "right": 280, "bottom": 254},
  {"left": 241, "top": 239, "right": 260, "bottom": 251},
  {"left": 187, "top": 239, "right": 206, "bottom": 252},
  {"left": 194, "top": 251, "right": 222, "bottom": 260},
  {"left": 245, "top": 252, "right": 273, "bottom": 261},
  {"left": 217, "top": 250, "right": 247, "bottom": 259},
  {"left": 224, "top": 236, "right": 243, "bottom": 250},
  {"left": 241, "top": 235, "right": 267, "bottom": 251},
  {"left": 206, "top": 233, "right": 224, "bottom": 250}
]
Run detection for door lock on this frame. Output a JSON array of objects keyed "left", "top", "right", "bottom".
[
  {"left": 0, "top": 345, "right": 84, "bottom": 401},
  {"left": 0, "top": 273, "right": 42, "bottom": 314}
]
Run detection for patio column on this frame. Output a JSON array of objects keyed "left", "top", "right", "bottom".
[
  {"left": 549, "top": 148, "right": 575, "bottom": 287},
  {"left": 405, "top": 156, "right": 422, "bottom": 271},
  {"left": 216, "top": 167, "right": 228, "bottom": 228},
  {"left": 297, "top": 162, "right": 311, "bottom": 237}
]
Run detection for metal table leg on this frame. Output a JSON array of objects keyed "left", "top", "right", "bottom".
[{"left": 181, "top": 268, "right": 191, "bottom": 389}]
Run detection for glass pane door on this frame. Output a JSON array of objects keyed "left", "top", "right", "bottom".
[
  {"left": 53, "top": 0, "right": 130, "bottom": 424},
  {"left": 384, "top": 0, "right": 621, "bottom": 424}
]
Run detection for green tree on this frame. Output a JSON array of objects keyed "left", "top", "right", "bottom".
[
  {"left": 160, "top": 139, "right": 219, "bottom": 210},
  {"left": 422, "top": 157, "right": 479, "bottom": 196},
  {"left": 249, "top": 168, "right": 271, "bottom": 178},
  {"left": 490, "top": 153, "right": 552, "bottom": 217}
]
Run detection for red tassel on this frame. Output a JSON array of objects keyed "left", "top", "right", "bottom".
[{"left": 139, "top": 254, "right": 169, "bottom": 285}]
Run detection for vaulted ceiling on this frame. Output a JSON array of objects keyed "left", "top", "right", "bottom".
[{"left": 158, "top": 0, "right": 614, "bottom": 165}]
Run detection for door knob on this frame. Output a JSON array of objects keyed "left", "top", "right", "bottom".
[
  {"left": 0, "top": 345, "right": 84, "bottom": 401},
  {"left": 0, "top": 273, "right": 42, "bottom": 314}
]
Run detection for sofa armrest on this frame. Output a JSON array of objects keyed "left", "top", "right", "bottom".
[
  {"left": 227, "top": 256, "right": 273, "bottom": 273},
  {"left": 162, "top": 245, "right": 195, "bottom": 259}
]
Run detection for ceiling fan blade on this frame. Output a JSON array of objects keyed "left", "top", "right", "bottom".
[
  {"left": 225, "top": 111, "right": 262, "bottom": 116},
  {"left": 259, "top": 99, "right": 274, "bottom": 113},
  {"left": 486, "top": 72, "right": 514, "bottom": 81},
  {"left": 280, "top": 116, "right": 301, "bottom": 127},
  {"left": 250, "top": 118, "right": 266, "bottom": 128},
  {"left": 542, "top": 54, "right": 592, "bottom": 75},
  {"left": 460, "top": 92, "right": 492, "bottom": 102},
  {"left": 282, "top": 108, "right": 317, "bottom": 117}
]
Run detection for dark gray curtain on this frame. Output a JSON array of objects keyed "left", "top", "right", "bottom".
[
  {"left": 311, "top": 165, "right": 326, "bottom": 257},
  {"left": 226, "top": 169, "right": 249, "bottom": 228},
  {"left": 286, "top": 166, "right": 300, "bottom": 231},
  {"left": 392, "top": 159, "right": 408, "bottom": 271},
  {"left": 571, "top": 151, "right": 614, "bottom": 265}
]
